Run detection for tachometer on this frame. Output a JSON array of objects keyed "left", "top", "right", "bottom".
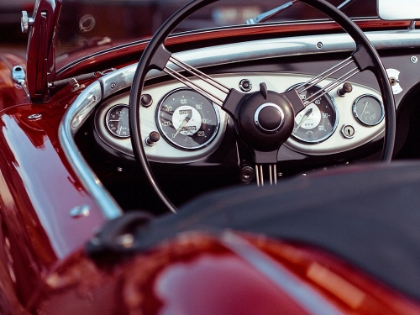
[
  {"left": 289, "top": 84, "right": 338, "bottom": 143},
  {"left": 156, "top": 89, "right": 219, "bottom": 150}
]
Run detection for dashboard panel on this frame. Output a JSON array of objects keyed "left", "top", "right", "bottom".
[{"left": 95, "top": 72, "right": 383, "bottom": 163}]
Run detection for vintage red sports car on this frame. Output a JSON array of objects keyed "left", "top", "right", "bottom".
[{"left": 1, "top": 0, "right": 420, "bottom": 313}]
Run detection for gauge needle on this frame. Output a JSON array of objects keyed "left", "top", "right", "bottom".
[
  {"left": 360, "top": 101, "right": 369, "bottom": 117},
  {"left": 173, "top": 116, "right": 191, "bottom": 138},
  {"left": 294, "top": 108, "right": 313, "bottom": 132},
  {"left": 118, "top": 125, "right": 123, "bottom": 135}
]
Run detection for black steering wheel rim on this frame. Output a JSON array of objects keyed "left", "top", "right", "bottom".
[{"left": 129, "top": 0, "right": 396, "bottom": 213}]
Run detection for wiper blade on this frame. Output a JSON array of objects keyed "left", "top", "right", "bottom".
[{"left": 246, "top": 0, "right": 298, "bottom": 25}]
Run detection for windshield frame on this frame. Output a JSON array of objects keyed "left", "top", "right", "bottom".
[{"left": 53, "top": 0, "right": 379, "bottom": 69}]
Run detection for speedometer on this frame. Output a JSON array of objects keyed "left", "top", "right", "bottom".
[
  {"left": 288, "top": 84, "right": 338, "bottom": 143},
  {"left": 156, "top": 89, "right": 220, "bottom": 150}
]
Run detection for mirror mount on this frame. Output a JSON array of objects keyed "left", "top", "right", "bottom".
[{"left": 378, "top": 0, "right": 420, "bottom": 22}]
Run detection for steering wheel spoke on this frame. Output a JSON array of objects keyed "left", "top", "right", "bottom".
[
  {"left": 158, "top": 49, "right": 231, "bottom": 107},
  {"left": 255, "top": 163, "right": 278, "bottom": 187},
  {"left": 293, "top": 55, "right": 360, "bottom": 112}
]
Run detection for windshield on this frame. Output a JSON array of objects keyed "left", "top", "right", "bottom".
[{"left": 55, "top": 0, "right": 377, "bottom": 63}]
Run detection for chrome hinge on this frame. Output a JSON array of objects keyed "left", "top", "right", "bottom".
[{"left": 48, "top": 68, "right": 117, "bottom": 91}]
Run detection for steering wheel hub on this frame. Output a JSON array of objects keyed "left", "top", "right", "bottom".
[{"left": 237, "top": 90, "right": 295, "bottom": 152}]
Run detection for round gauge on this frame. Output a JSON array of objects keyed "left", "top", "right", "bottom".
[
  {"left": 156, "top": 89, "right": 219, "bottom": 150},
  {"left": 105, "top": 104, "right": 130, "bottom": 138},
  {"left": 288, "top": 84, "right": 338, "bottom": 143},
  {"left": 353, "top": 94, "right": 384, "bottom": 126}
]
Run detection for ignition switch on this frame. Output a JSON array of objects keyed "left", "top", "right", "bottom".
[{"left": 341, "top": 125, "right": 355, "bottom": 139}]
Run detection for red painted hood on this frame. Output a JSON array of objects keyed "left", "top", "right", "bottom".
[{"left": 30, "top": 231, "right": 420, "bottom": 315}]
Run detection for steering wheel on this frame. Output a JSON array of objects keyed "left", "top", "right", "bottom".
[{"left": 129, "top": 0, "right": 396, "bottom": 213}]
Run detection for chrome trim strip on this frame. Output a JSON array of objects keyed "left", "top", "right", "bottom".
[
  {"left": 221, "top": 232, "right": 344, "bottom": 315},
  {"left": 59, "top": 81, "right": 123, "bottom": 220}
]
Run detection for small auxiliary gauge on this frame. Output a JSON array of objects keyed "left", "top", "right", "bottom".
[
  {"left": 352, "top": 94, "right": 384, "bottom": 126},
  {"left": 105, "top": 104, "right": 130, "bottom": 138}
]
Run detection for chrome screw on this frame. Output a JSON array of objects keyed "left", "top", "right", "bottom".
[
  {"left": 317, "top": 42, "right": 323, "bottom": 49},
  {"left": 28, "top": 113, "right": 42, "bottom": 121},
  {"left": 70, "top": 205, "right": 90, "bottom": 218},
  {"left": 239, "top": 79, "right": 253, "bottom": 92},
  {"left": 411, "top": 56, "right": 418, "bottom": 63}
]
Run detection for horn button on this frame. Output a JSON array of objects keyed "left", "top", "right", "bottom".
[
  {"left": 255, "top": 103, "right": 284, "bottom": 132},
  {"left": 237, "top": 90, "right": 295, "bottom": 152}
]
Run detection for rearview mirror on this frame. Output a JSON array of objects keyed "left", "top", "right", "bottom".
[{"left": 378, "top": 0, "right": 420, "bottom": 20}]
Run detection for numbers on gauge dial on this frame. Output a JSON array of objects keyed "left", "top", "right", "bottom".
[
  {"left": 289, "top": 84, "right": 338, "bottom": 144},
  {"left": 294, "top": 105, "right": 321, "bottom": 131}
]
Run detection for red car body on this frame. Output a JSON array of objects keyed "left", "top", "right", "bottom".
[{"left": 1, "top": 0, "right": 420, "bottom": 314}]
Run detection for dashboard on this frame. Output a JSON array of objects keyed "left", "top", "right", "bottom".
[
  {"left": 62, "top": 28, "right": 420, "bottom": 214},
  {"left": 94, "top": 72, "right": 384, "bottom": 163},
  {"left": 85, "top": 29, "right": 420, "bottom": 167}
]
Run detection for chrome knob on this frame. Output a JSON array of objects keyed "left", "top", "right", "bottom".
[{"left": 21, "top": 11, "right": 34, "bottom": 33}]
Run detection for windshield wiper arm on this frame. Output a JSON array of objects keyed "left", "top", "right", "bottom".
[
  {"left": 246, "top": 0, "right": 298, "bottom": 24},
  {"left": 246, "top": 0, "right": 355, "bottom": 25},
  {"left": 337, "top": 0, "right": 352, "bottom": 10}
]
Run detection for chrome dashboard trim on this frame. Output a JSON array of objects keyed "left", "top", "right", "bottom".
[
  {"left": 101, "top": 29, "right": 420, "bottom": 98},
  {"left": 59, "top": 81, "right": 123, "bottom": 220}
]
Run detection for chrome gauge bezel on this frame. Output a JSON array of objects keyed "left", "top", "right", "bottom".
[
  {"left": 105, "top": 104, "right": 130, "bottom": 138},
  {"left": 288, "top": 84, "right": 339, "bottom": 144},
  {"left": 352, "top": 94, "right": 384, "bottom": 127},
  {"left": 156, "top": 88, "right": 220, "bottom": 151}
]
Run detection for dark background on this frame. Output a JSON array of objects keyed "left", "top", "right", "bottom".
[{"left": 0, "top": 0, "right": 34, "bottom": 55}]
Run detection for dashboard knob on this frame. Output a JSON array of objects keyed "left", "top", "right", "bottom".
[
  {"left": 141, "top": 94, "right": 153, "bottom": 107},
  {"left": 21, "top": 11, "right": 34, "bottom": 33},
  {"left": 338, "top": 82, "right": 353, "bottom": 97},
  {"left": 146, "top": 131, "right": 160, "bottom": 146}
]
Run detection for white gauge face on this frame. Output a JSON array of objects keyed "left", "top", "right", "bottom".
[
  {"left": 288, "top": 84, "right": 338, "bottom": 144},
  {"left": 171, "top": 105, "right": 202, "bottom": 137},
  {"left": 294, "top": 103, "right": 322, "bottom": 130}
]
